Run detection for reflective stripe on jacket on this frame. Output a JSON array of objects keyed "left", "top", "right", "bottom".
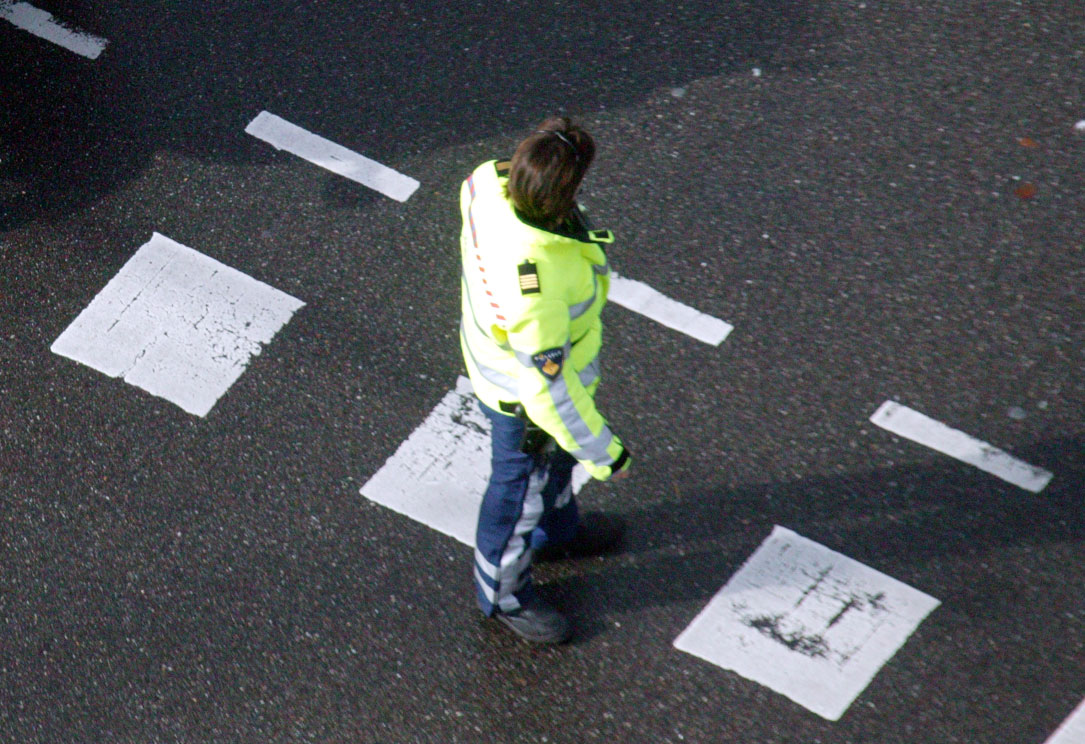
[{"left": 459, "top": 159, "right": 628, "bottom": 480}]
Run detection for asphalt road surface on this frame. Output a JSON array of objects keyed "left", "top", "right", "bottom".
[{"left": 2, "top": 1, "right": 1083, "bottom": 742}]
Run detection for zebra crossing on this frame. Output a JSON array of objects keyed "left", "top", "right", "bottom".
[{"left": 6, "top": 3, "right": 1079, "bottom": 740}]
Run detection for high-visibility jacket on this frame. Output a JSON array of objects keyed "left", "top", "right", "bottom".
[{"left": 459, "top": 159, "right": 630, "bottom": 481}]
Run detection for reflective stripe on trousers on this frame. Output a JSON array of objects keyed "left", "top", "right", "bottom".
[{"left": 473, "top": 400, "right": 579, "bottom": 615}]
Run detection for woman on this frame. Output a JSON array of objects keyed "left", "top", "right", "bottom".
[{"left": 458, "top": 116, "right": 631, "bottom": 644}]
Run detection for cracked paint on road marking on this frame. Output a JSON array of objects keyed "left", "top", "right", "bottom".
[
  {"left": 1, "top": 2, "right": 108, "bottom": 58},
  {"left": 870, "top": 400, "right": 1053, "bottom": 492},
  {"left": 674, "top": 526, "right": 940, "bottom": 721},
  {"left": 245, "top": 111, "right": 420, "bottom": 202},
  {"left": 51, "top": 232, "right": 304, "bottom": 416},
  {"left": 360, "top": 376, "right": 588, "bottom": 546}
]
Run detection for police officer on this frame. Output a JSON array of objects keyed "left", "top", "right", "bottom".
[{"left": 459, "top": 116, "right": 631, "bottom": 644}]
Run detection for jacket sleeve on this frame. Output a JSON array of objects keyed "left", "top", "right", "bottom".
[{"left": 506, "top": 296, "right": 630, "bottom": 481}]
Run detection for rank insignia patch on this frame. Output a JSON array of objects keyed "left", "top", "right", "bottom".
[
  {"left": 518, "top": 261, "right": 540, "bottom": 295},
  {"left": 532, "top": 348, "right": 564, "bottom": 380}
]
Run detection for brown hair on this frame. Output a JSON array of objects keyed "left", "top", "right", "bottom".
[{"left": 505, "top": 116, "right": 595, "bottom": 230}]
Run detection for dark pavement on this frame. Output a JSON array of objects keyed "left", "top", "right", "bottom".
[{"left": 1, "top": 1, "right": 1082, "bottom": 742}]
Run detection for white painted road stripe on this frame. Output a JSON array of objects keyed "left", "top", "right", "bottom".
[
  {"left": 360, "top": 376, "right": 589, "bottom": 545},
  {"left": 869, "top": 401, "right": 1053, "bottom": 493},
  {"left": 1045, "top": 697, "right": 1085, "bottom": 744},
  {"left": 1, "top": 2, "right": 108, "bottom": 59},
  {"left": 51, "top": 232, "right": 304, "bottom": 417},
  {"left": 608, "top": 272, "right": 732, "bottom": 346},
  {"left": 245, "top": 111, "right": 420, "bottom": 202},
  {"left": 674, "top": 526, "right": 940, "bottom": 721}
]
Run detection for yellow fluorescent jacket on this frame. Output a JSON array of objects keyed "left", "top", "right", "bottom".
[{"left": 459, "top": 159, "right": 628, "bottom": 480}]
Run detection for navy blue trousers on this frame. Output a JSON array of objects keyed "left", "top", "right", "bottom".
[{"left": 473, "top": 401, "right": 579, "bottom": 615}]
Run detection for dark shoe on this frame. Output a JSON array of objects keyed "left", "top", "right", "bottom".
[
  {"left": 535, "top": 512, "right": 625, "bottom": 562},
  {"left": 493, "top": 596, "right": 571, "bottom": 644}
]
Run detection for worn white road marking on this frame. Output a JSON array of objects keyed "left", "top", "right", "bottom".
[
  {"left": 360, "top": 376, "right": 589, "bottom": 545},
  {"left": 51, "top": 233, "right": 304, "bottom": 416},
  {"left": 608, "top": 272, "right": 732, "bottom": 346},
  {"left": 870, "top": 401, "right": 1053, "bottom": 493},
  {"left": 1046, "top": 698, "right": 1085, "bottom": 744},
  {"left": 674, "top": 526, "right": 940, "bottom": 721},
  {"left": 1, "top": 2, "right": 108, "bottom": 59},
  {"left": 245, "top": 111, "right": 419, "bottom": 202}
]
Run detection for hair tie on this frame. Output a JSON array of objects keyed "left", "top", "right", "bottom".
[{"left": 536, "top": 129, "right": 580, "bottom": 161}]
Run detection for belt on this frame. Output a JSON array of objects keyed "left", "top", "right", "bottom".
[{"left": 498, "top": 401, "right": 520, "bottom": 415}]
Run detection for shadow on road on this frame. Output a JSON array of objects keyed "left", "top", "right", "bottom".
[
  {"left": 545, "top": 431, "right": 1084, "bottom": 638},
  {"left": 1, "top": 0, "right": 820, "bottom": 229}
]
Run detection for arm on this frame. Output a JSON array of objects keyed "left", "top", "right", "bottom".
[{"left": 507, "top": 297, "right": 630, "bottom": 480}]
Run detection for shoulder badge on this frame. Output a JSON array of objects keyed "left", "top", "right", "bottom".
[
  {"left": 518, "top": 261, "right": 541, "bottom": 295},
  {"left": 532, "top": 348, "right": 564, "bottom": 380}
]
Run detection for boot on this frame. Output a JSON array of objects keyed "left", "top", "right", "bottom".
[{"left": 493, "top": 595, "right": 572, "bottom": 644}]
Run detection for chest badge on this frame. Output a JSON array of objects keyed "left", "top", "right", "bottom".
[{"left": 518, "top": 261, "right": 541, "bottom": 295}]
